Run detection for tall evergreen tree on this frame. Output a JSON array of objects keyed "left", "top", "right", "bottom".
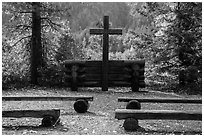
[
  {"left": 161, "top": 2, "right": 202, "bottom": 85},
  {"left": 2, "top": 2, "right": 71, "bottom": 85}
]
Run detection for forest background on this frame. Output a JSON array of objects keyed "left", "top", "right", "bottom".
[{"left": 2, "top": 2, "right": 202, "bottom": 94}]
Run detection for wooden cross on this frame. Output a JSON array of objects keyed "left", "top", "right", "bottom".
[{"left": 90, "top": 16, "right": 122, "bottom": 91}]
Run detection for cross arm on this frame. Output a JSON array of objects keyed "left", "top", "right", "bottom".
[
  {"left": 108, "top": 29, "right": 123, "bottom": 35},
  {"left": 90, "top": 28, "right": 104, "bottom": 35}
]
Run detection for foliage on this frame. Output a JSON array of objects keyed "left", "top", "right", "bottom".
[
  {"left": 2, "top": 2, "right": 71, "bottom": 88},
  {"left": 127, "top": 2, "right": 202, "bottom": 94},
  {"left": 2, "top": 2, "right": 202, "bottom": 94},
  {"left": 55, "top": 31, "right": 85, "bottom": 62},
  {"left": 2, "top": 40, "right": 30, "bottom": 89},
  {"left": 153, "top": 2, "right": 202, "bottom": 86},
  {"left": 38, "top": 64, "right": 67, "bottom": 87}
]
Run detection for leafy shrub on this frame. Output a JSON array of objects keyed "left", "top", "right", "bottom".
[
  {"left": 2, "top": 40, "right": 30, "bottom": 89},
  {"left": 38, "top": 64, "right": 67, "bottom": 87}
]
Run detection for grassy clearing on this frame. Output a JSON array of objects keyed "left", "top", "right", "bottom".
[{"left": 2, "top": 87, "right": 202, "bottom": 135}]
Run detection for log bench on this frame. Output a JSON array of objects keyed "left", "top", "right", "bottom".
[
  {"left": 63, "top": 60, "right": 145, "bottom": 92},
  {"left": 2, "top": 96, "right": 93, "bottom": 127},
  {"left": 115, "top": 97, "right": 202, "bottom": 131},
  {"left": 115, "top": 109, "right": 202, "bottom": 120},
  {"left": 118, "top": 97, "right": 202, "bottom": 109},
  {"left": 3, "top": 96, "right": 94, "bottom": 113},
  {"left": 115, "top": 109, "right": 202, "bottom": 131},
  {"left": 2, "top": 109, "right": 60, "bottom": 127}
]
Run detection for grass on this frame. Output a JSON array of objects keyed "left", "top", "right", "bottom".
[{"left": 2, "top": 87, "right": 202, "bottom": 135}]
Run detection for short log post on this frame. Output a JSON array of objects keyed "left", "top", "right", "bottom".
[
  {"left": 71, "top": 65, "right": 78, "bottom": 91},
  {"left": 74, "top": 99, "right": 90, "bottom": 113},
  {"left": 131, "top": 64, "right": 140, "bottom": 92},
  {"left": 124, "top": 100, "right": 141, "bottom": 131},
  {"left": 126, "top": 100, "right": 141, "bottom": 109},
  {"left": 123, "top": 118, "right": 139, "bottom": 131},
  {"left": 41, "top": 115, "right": 60, "bottom": 127},
  {"left": 2, "top": 109, "right": 60, "bottom": 127}
]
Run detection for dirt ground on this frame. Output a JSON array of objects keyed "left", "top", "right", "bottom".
[{"left": 2, "top": 87, "right": 202, "bottom": 135}]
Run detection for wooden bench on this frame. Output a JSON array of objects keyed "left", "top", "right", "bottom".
[
  {"left": 115, "top": 109, "right": 202, "bottom": 120},
  {"left": 2, "top": 109, "right": 60, "bottom": 127},
  {"left": 118, "top": 97, "right": 202, "bottom": 109},
  {"left": 115, "top": 109, "right": 202, "bottom": 131},
  {"left": 63, "top": 60, "right": 145, "bottom": 92},
  {"left": 115, "top": 97, "right": 202, "bottom": 131},
  {"left": 3, "top": 96, "right": 94, "bottom": 113},
  {"left": 2, "top": 96, "right": 94, "bottom": 127},
  {"left": 118, "top": 97, "right": 202, "bottom": 104}
]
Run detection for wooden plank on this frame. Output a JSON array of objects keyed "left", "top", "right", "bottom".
[
  {"left": 63, "top": 60, "right": 145, "bottom": 76},
  {"left": 110, "top": 67, "right": 144, "bottom": 73},
  {"left": 63, "top": 60, "right": 86, "bottom": 65},
  {"left": 109, "top": 61, "right": 145, "bottom": 68},
  {"left": 65, "top": 80, "right": 145, "bottom": 88},
  {"left": 65, "top": 81, "right": 101, "bottom": 87},
  {"left": 81, "top": 69, "right": 144, "bottom": 78},
  {"left": 3, "top": 96, "right": 94, "bottom": 101},
  {"left": 83, "top": 74, "right": 144, "bottom": 81},
  {"left": 118, "top": 97, "right": 202, "bottom": 104},
  {"left": 79, "top": 81, "right": 101, "bottom": 87},
  {"left": 83, "top": 67, "right": 129, "bottom": 74},
  {"left": 84, "top": 65, "right": 144, "bottom": 73},
  {"left": 123, "top": 60, "right": 145, "bottom": 64},
  {"left": 109, "top": 81, "right": 145, "bottom": 87},
  {"left": 115, "top": 109, "right": 202, "bottom": 120},
  {"left": 2, "top": 109, "right": 60, "bottom": 118},
  {"left": 63, "top": 60, "right": 145, "bottom": 68},
  {"left": 109, "top": 74, "right": 144, "bottom": 81}
]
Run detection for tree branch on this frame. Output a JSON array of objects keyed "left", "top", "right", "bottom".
[
  {"left": 41, "top": 17, "right": 62, "bottom": 27},
  {"left": 15, "top": 24, "right": 32, "bottom": 30},
  {"left": 41, "top": 17, "right": 62, "bottom": 32},
  {"left": 19, "top": 11, "right": 33, "bottom": 14},
  {"left": 11, "top": 35, "right": 32, "bottom": 47}
]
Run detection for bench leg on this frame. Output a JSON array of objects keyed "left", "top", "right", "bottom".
[
  {"left": 124, "top": 100, "right": 141, "bottom": 131},
  {"left": 41, "top": 115, "right": 60, "bottom": 127},
  {"left": 131, "top": 64, "right": 140, "bottom": 92},
  {"left": 71, "top": 65, "right": 78, "bottom": 91},
  {"left": 126, "top": 100, "right": 141, "bottom": 109},
  {"left": 74, "top": 99, "right": 90, "bottom": 113},
  {"left": 123, "top": 118, "right": 139, "bottom": 131},
  {"left": 131, "top": 85, "right": 139, "bottom": 92}
]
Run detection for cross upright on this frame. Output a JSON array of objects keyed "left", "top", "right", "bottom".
[{"left": 90, "top": 16, "right": 122, "bottom": 91}]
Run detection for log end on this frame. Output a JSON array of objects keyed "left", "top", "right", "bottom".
[
  {"left": 74, "top": 99, "right": 89, "bottom": 113},
  {"left": 123, "top": 118, "right": 139, "bottom": 131}
]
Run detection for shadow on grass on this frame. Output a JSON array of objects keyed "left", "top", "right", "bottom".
[
  {"left": 3, "top": 125, "right": 52, "bottom": 131},
  {"left": 144, "top": 129, "right": 202, "bottom": 135},
  {"left": 2, "top": 122, "right": 70, "bottom": 133},
  {"left": 124, "top": 126, "right": 202, "bottom": 135}
]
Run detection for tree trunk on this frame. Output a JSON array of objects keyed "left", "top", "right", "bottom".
[
  {"left": 31, "top": 2, "right": 42, "bottom": 85},
  {"left": 177, "top": 2, "right": 184, "bottom": 86}
]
